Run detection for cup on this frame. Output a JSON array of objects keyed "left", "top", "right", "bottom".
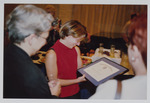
[
  {"left": 99, "top": 43, "right": 104, "bottom": 54},
  {"left": 120, "top": 52, "right": 131, "bottom": 68},
  {"left": 110, "top": 45, "right": 115, "bottom": 58}
]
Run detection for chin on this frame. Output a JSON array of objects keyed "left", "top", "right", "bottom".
[
  {"left": 70, "top": 45, "right": 75, "bottom": 49},
  {"left": 69, "top": 47, "right": 73, "bottom": 49},
  {"left": 32, "top": 50, "right": 39, "bottom": 55},
  {"left": 31, "top": 52, "right": 36, "bottom": 56}
]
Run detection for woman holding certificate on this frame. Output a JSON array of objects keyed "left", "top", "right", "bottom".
[
  {"left": 45, "top": 20, "right": 87, "bottom": 99},
  {"left": 90, "top": 13, "right": 147, "bottom": 99}
]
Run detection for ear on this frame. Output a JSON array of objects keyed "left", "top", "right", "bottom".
[{"left": 24, "top": 34, "right": 36, "bottom": 46}]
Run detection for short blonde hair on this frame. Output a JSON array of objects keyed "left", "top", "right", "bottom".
[{"left": 59, "top": 20, "right": 87, "bottom": 39}]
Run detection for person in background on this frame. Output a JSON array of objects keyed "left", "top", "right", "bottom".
[
  {"left": 89, "top": 13, "right": 147, "bottom": 99},
  {"left": 4, "top": 5, "right": 61, "bottom": 98},
  {"left": 121, "top": 13, "right": 137, "bottom": 44},
  {"left": 45, "top": 4, "right": 56, "bottom": 17},
  {"left": 40, "top": 4, "right": 61, "bottom": 51},
  {"left": 45, "top": 20, "right": 87, "bottom": 99}
]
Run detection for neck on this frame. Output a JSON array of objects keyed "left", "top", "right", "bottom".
[
  {"left": 14, "top": 43, "right": 33, "bottom": 57},
  {"left": 59, "top": 38, "right": 71, "bottom": 48}
]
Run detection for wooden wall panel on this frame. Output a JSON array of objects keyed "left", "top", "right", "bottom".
[{"left": 4, "top": 4, "right": 147, "bottom": 38}]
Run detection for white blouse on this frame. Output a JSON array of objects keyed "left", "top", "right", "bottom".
[{"left": 89, "top": 75, "right": 147, "bottom": 100}]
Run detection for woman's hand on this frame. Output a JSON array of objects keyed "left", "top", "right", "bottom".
[
  {"left": 77, "top": 74, "right": 86, "bottom": 83},
  {"left": 48, "top": 80, "right": 61, "bottom": 97}
]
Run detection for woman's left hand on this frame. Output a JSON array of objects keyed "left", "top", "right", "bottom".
[{"left": 77, "top": 74, "right": 86, "bottom": 83}]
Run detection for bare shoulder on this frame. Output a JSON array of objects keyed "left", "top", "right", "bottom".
[
  {"left": 46, "top": 49, "right": 56, "bottom": 59},
  {"left": 75, "top": 46, "right": 80, "bottom": 53}
]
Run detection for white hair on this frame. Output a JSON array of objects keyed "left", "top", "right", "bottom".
[{"left": 6, "top": 5, "right": 54, "bottom": 43}]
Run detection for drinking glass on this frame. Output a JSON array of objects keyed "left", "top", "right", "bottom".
[
  {"left": 99, "top": 43, "right": 104, "bottom": 54},
  {"left": 110, "top": 45, "right": 115, "bottom": 58}
]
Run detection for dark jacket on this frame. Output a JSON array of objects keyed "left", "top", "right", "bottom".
[{"left": 4, "top": 44, "right": 57, "bottom": 98}]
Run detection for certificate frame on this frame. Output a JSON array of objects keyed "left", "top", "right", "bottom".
[{"left": 78, "top": 57, "right": 128, "bottom": 86}]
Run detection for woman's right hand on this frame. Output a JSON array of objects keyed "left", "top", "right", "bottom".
[{"left": 48, "top": 80, "right": 61, "bottom": 97}]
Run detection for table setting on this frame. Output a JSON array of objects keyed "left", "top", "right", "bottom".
[{"left": 81, "top": 44, "right": 135, "bottom": 77}]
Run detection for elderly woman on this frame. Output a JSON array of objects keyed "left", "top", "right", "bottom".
[
  {"left": 4, "top": 5, "right": 61, "bottom": 98},
  {"left": 45, "top": 20, "right": 87, "bottom": 99},
  {"left": 89, "top": 13, "right": 147, "bottom": 99}
]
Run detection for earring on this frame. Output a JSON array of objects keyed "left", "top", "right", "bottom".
[{"left": 131, "top": 56, "right": 135, "bottom": 62}]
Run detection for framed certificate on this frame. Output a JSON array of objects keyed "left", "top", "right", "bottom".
[{"left": 78, "top": 57, "right": 128, "bottom": 86}]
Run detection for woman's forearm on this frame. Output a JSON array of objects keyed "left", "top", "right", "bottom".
[{"left": 59, "top": 75, "right": 86, "bottom": 86}]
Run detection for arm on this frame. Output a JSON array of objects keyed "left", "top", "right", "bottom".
[
  {"left": 48, "top": 80, "right": 61, "bottom": 97},
  {"left": 128, "top": 45, "right": 147, "bottom": 75},
  {"left": 75, "top": 46, "right": 83, "bottom": 69},
  {"left": 45, "top": 50, "right": 61, "bottom": 96},
  {"left": 45, "top": 49, "right": 86, "bottom": 87},
  {"left": 45, "top": 50, "right": 58, "bottom": 80},
  {"left": 59, "top": 75, "right": 86, "bottom": 86}
]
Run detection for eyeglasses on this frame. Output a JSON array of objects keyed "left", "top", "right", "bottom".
[{"left": 24, "top": 34, "right": 51, "bottom": 43}]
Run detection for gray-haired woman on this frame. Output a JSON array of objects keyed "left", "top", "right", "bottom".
[{"left": 4, "top": 4, "right": 61, "bottom": 98}]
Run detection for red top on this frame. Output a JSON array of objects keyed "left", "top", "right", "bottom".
[{"left": 51, "top": 40, "right": 79, "bottom": 97}]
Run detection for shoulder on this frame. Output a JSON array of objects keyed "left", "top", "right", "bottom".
[
  {"left": 74, "top": 46, "right": 80, "bottom": 53},
  {"left": 121, "top": 76, "right": 147, "bottom": 99},
  {"left": 46, "top": 49, "right": 56, "bottom": 59},
  {"left": 90, "top": 79, "right": 117, "bottom": 99},
  {"left": 97, "top": 79, "right": 117, "bottom": 89},
  {"left": 122, "top": 75, "right": 147, "bottom": 85}
]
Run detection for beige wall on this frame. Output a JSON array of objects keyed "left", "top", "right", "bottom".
[
  {"left": 4, "top": 4, "right": 147, "bottom": 38},
  {"left": 58, "top": 5, "right": 73, "bottom": 24},
  {"left": 4, "top": 4, "right": 73, "bottom": 28}
]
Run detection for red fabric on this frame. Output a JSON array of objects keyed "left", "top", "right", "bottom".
[{"left": 52, "top": 40, "right": 79, "bottom": 97}]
